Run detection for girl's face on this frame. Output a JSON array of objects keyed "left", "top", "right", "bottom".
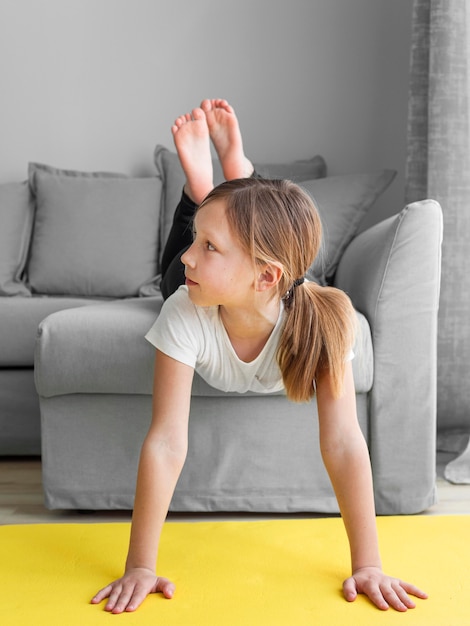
[{"left": 181, "top": 199, "right": 257, "bottom": 308}]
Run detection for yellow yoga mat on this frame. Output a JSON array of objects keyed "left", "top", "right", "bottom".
[{"left": 1, "top": 516, "right": 469, "bottom": 625}]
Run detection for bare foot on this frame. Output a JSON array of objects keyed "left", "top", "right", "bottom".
[
  {"left": 171, "top": 108, "right": 214, "bottom": 204},
  {"left": 200, "top": 99, "right": 254, "bottom": 180}
]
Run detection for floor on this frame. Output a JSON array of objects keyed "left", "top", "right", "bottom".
[{"left": 1, "top": 451, "right": 470, "bottom": 525}]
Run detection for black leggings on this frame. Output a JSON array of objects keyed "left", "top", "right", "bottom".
[{"left": 160, "top": 190, "right": 197, "bottom": 300}]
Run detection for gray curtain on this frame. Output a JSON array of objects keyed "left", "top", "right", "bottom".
[{"left": 406, "top": 0, "right": 470, "bottom": 481}]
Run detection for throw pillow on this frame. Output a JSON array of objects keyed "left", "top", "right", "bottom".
[
  {"left": 302, "top": 170, "right": 397, "bottom": 284},
  {"left": 153, "top": 144, "right": 327, "bottom": 257},
  {"left": 27, "top": 163, "right": 162, "bottom": 297},
  {"left": 0, "top": 181, "right": 34, "bottom": 296}
]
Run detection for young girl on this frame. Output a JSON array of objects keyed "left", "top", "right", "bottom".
[{"left": 91, "top": 99, "right": 427, "bottom": 614}]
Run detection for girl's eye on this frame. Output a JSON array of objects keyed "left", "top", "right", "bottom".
[{"left": 206, "top": 241, "right": 216, "bottom": 252}]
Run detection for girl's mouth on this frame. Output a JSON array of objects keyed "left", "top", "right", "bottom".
[{"left": 185, "top": 277, "right": 198, "bottom": 287}]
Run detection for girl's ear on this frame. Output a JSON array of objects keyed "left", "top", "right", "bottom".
[{"left": 256, "top": 262, "right": 284, "bottom": 292}]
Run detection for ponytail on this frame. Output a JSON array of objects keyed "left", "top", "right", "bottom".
[
  {"left": 277, "top": 281, "right": 357, "bottom": 402},
  {"left": 200, "top": 178, "right": 357, "bottom": 402}
]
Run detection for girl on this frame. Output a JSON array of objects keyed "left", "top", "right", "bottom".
[{"left": 91, "top": 99, "right": 427, "bottom": 614}]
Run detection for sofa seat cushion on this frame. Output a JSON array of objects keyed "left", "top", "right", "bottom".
[
  {"left": 35, "top": 298, "right": 373, "bottom": 398},
  {"left": 0, "top": 295, "right": 115, "bottom": 366},
  {"left": 35, "top": 297, "right": 164, "bottom": 398}
]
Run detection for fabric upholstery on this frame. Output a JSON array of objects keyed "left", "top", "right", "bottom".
[
  {"left": 27, "top": 163, "right": 162, "bottom": 297},
  {"left": 40, "top": 391, "right": 369, "bottom": 512},
  {"left": 35, "top": 297, "right": 163, "bottom": 396},
  {"left": 0, "top": 295, "right": 109, "bottom": 366},
  {"left": 335, "top": 199, "right": 442, "bottom": 513},
  {"left": 301, "top": 170, "right": 396, "bottom": 283}
]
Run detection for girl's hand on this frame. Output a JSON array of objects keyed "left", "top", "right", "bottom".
[
  {"left": 343, "top": 567, "right": 428, "bottom": 611},
  {"left": 91, "top": 568, "right": 175, "bottom": 614}
]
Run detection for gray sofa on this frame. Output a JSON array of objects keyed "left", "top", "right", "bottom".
[{"left": 1, "top": 147, "right": 443, "bottom": 515}]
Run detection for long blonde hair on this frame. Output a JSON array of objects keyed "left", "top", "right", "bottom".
[{"left": 198, "top": 178, "right": 357, "bottom": 402}]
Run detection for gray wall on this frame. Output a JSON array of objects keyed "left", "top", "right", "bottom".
[{"left": 0, "top": 0, "right": 413, "bottom": 227}]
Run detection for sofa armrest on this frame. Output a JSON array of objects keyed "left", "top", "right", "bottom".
[{"left": 335, "top": 200, "right": 443, "bottom": 514}]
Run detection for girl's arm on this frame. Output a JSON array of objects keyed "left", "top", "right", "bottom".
[
  {"left": 316, "top": 362, "right": 427, "bottom": 612},
  {"left": 91, "top": 349, "right": 194, "bottom": 614}
]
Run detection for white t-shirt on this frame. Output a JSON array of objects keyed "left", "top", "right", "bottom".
[{"left": 145, "top": 286, "right": 285, "bottom": 394}]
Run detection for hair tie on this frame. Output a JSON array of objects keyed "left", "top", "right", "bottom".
[{"left": 283, "top": 276, "right": 305, "bottom": 308}]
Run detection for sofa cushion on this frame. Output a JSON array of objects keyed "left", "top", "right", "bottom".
[
  {"left": 0, "top": 181, "right": 34, "bottom": 296},
  {"left": 26, "top": 163, "right": 162, "bottom": 297},
  {"left": 35, "top": 297, "right": 164, "bottom": 397},
  {"left": 34, "top": 298, "right": 373, "bottom": 398},
  {"left": 301, "top": 170, "right": 396, "bottom": 284},
  {"left": 153, "top": 145, "right": 327, "bottom": 261},
  {"left": 0, "top": 295, "right": 112, "bottom": 366}
]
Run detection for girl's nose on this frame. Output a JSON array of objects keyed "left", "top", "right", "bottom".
[{"left": 181, "top": 243, "right": 196, "bottom": 268}]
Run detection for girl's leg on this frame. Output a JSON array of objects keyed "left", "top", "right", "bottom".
[
  {"left": 161, "top": 245, "right": 190, "bottom": 300},
  {"left": 160, "top": 192, "right": 196, "bottom": 299},
  {"left": 161, "top": 101, "right": 255, "bottom": 299},
  {"left": 161, "top": 108, "right": 214, "bottom": 298}
]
